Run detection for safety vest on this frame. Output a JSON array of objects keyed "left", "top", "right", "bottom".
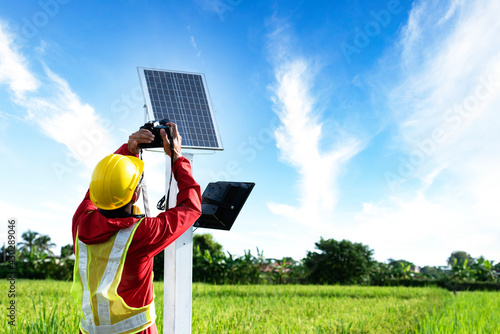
[{"left": 71, "top": 219, "right": 156, "bottom": 334}]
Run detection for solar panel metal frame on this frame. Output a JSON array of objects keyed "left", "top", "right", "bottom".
[{"left": 137, "top": 67, "right": 223, "bottom": 150}]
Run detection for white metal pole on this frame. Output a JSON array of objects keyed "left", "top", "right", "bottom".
[{"left": 164, "top": 153, "right": 194, "bottom": 334}]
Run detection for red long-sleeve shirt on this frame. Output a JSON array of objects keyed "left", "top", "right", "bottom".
[{"left": 72, "top": 144, "right": 202, "bottom": 334}]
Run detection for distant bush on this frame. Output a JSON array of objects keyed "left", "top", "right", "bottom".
[
  {"left": 437, "top": 279, "right": 500, "bottom": 292},
  {"left": 372, "top": 278, "right": 437, "bottom": 288}
]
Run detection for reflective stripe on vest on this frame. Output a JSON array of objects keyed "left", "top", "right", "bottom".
[{"left": 73, "top": 219, "right": 156, "bottom": 334}]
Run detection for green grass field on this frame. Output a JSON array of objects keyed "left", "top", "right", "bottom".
[{"left": 0, "top": 280, "right": 498, "bottom": 333}]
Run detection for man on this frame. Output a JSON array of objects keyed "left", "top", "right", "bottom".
[{"left": 72, "top": 123, "right": 201, "bottom": 334}]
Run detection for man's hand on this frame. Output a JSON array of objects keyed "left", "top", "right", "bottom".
[
  {"left": 128, "top": 129, "right": 155, "bottom": 155},
  {"left": 161, "top": 122, "right": 182, "bottom": 162}
]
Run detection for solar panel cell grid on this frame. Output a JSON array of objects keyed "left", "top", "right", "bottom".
[{"left": 139, "top": 68, "right": 222, "bottom": 149}]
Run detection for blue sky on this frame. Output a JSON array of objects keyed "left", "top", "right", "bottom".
[{"left": 1, "top": 0, "right": 499, "bottom": 267}]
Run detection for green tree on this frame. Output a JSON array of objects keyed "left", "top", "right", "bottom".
[
  {"left": 303, "top": 238, "right": 375, "bottom": 285},
  {"left": 34, "top": 235, "right": 56, "bottom": 256},
  {"left": 420, "top": 266, "right": 445, "bottom": 279},
  {"left": 193, "top": 234, "right": 224, "bottom": 258},
  {"left": 60, "top": 244, "right": 74, "bottom": 258},
  {"left": 18, "top": 230, "right": 39, "bottom": 256},
  {"left": 15, "top": 231, "right": 73, "bottom": 280},
  {"left": 387, "top": 259, "right": 415, "bottom": 279},
  {"left": 493, "top": 261, "right": 500, "bottom": 278},
  {"left": 447, "top": 251, "right": 475, "bottom": 267},
  {"left": 0, "top": 244, "right": 6, "bottom": 263},
  {"left": 152, "top": 250, "right": 164, "bottom": 281},
  {"left": 450, "top": 258, "right": 475, "bottom": 282},
  {"left": 193, "top": 233, "right": 226, "bottom": 283},
  {"left": 222, "top": 249, "right": 264, "bottom": 284},
  {"left": 470, "top": 256, "right": 496, "bottom": 282},
  {"left": 370, "top": 262, "right": 392, "bottom": 285}
]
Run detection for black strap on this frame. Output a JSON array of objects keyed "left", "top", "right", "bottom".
[
  {"left": 98, "top": 209, "right": 145, "bottom": 219},
  {"left": 157, "top": 129, "right": 175, "bottom": 211}
]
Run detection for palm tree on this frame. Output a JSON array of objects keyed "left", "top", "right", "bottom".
[
  {"left": 34, "top": 235, "right": 56, "bottom": 256},
  {"left": 18, "top": 230, "right": 39, "bottom": 256},
  {"left": 18, "top": 231, "right": 56, "bottom": 257}
]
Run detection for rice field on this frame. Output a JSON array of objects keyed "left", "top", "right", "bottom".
[{"left": 0, "top": 280, "right": 498, "bottom": 333}]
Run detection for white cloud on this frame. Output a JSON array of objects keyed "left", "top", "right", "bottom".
[
  {"left": 197, "top": 0, "right": 234, "bottom": 21},
  {"left": 266, "top": 22, "right": 362, "bottom": 230},
  {"left": 0, "top": 21, "right": 39, "bottom": 94},
  {"left": 388, "top": 0, "right": 500, "bottom": 186},
  {"left": 0, "top": 22, "right": 116, "bottom": 172},
  {"left": 352, "top": 194, "right": 500, "bottom": 266},
  {"left": 355, "top": 0, "right": 500, "bottom": 265},
  {"left": 16, "top": 65, "right": 116, "bottom": 170},
  {"left": 190, "top": 35, "right": 202, "bottom": 57},
  {"left": 0, "top": 21, "right": 125, "bottom": 252},
  {"left": 437, "top": 0, "right": 461, "bottom": 25},
  {"left": 190, "top": 36, "right": 197, "bottom": 49}
]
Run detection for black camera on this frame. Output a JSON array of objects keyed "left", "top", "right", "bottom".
[{"left": 139, "top": 119, "right": 173, "bottom": 149}]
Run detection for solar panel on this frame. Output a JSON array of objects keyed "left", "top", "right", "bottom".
[{"left": 137, "top": 67, "right": 223, "bottom": 150}]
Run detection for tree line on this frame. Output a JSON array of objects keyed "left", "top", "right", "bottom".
[
  {"left": 1, "top": 230, "right": 499, "bottom": 291},
  {"left": 191, "top": 235, "right": 500, "bottom": 291}
]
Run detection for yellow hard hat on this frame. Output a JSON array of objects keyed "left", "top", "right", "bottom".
[{"left": 89, "top": 154, "right": 144, "bottom": 210}]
